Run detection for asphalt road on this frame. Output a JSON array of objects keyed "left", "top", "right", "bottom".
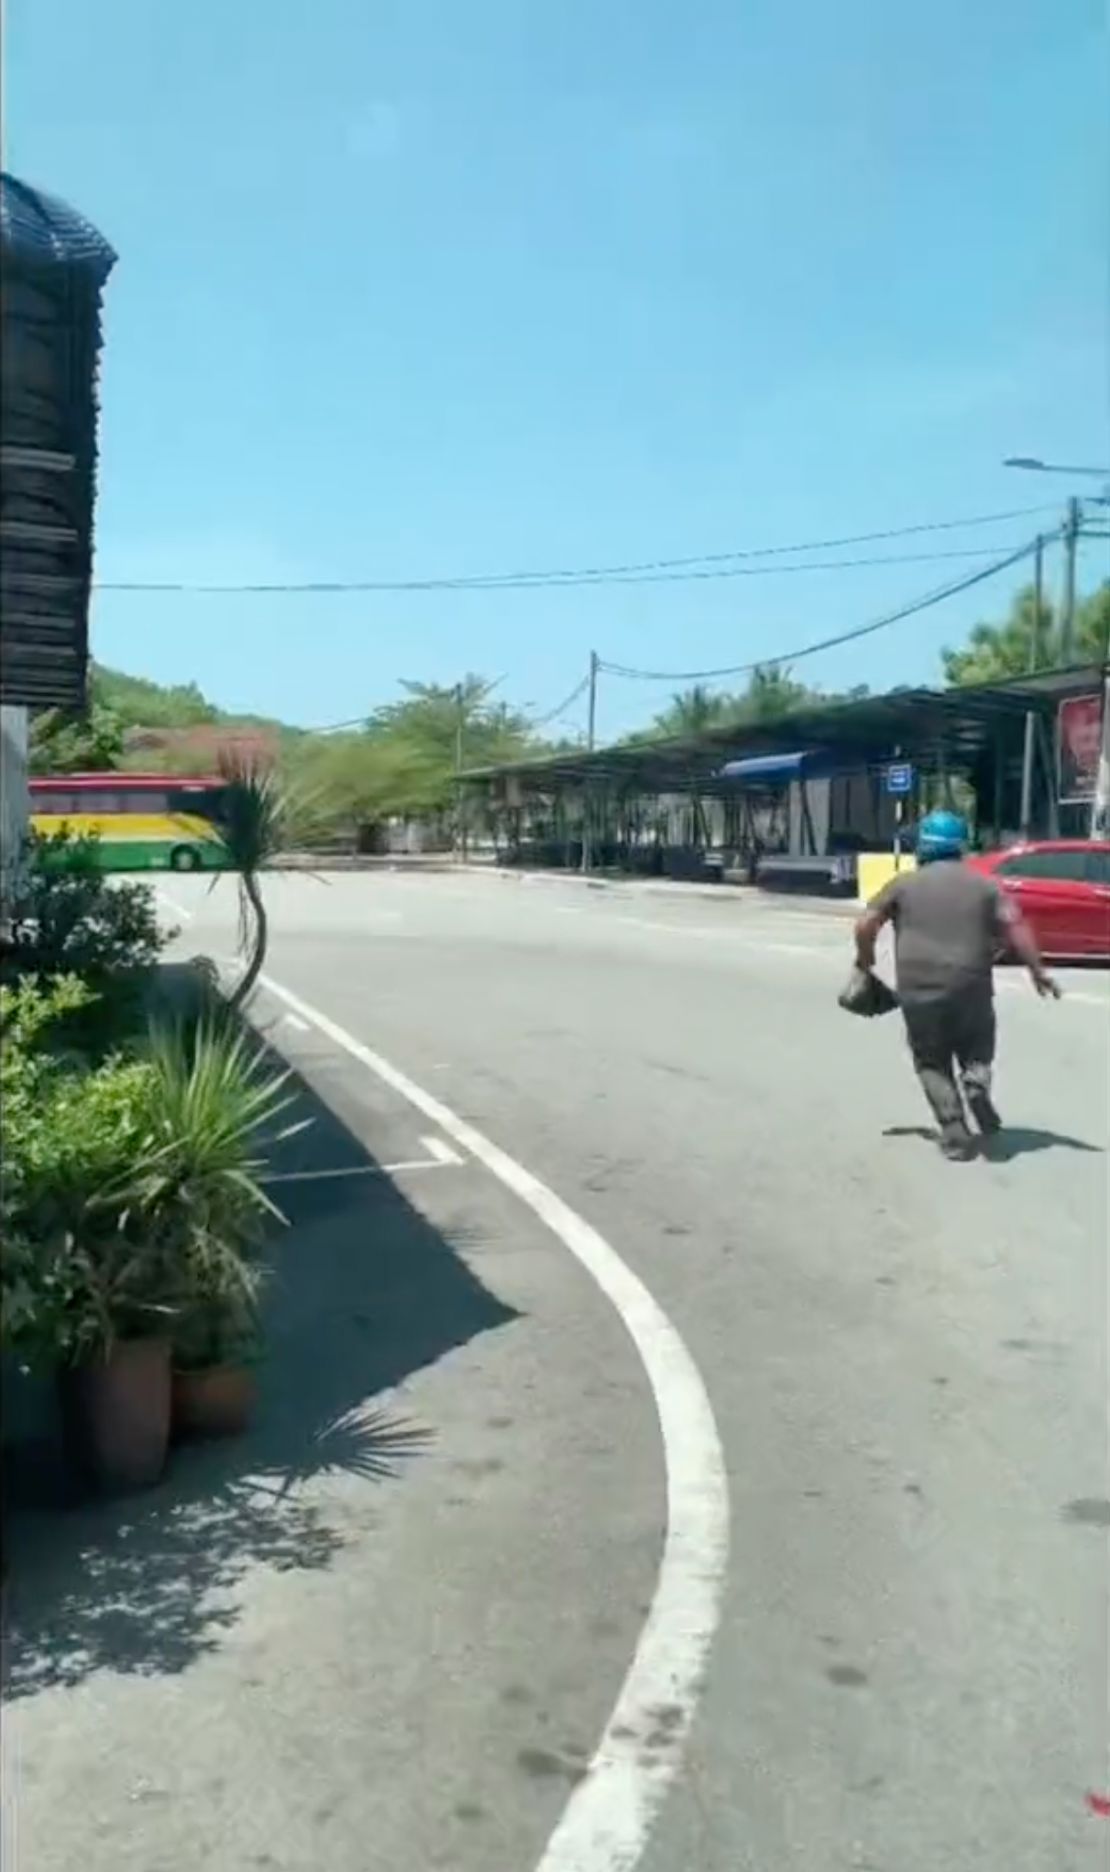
[{"left": 76, "top": 872, "right": 1110, "bottom": 1868}]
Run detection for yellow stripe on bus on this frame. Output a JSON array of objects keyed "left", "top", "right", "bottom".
[{"left": 29, "top": 812, "right": 217, "bottom": 841}]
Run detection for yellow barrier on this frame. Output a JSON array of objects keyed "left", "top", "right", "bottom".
[{"left": 856, "top": 850, "right": 917, "bottom": 905}]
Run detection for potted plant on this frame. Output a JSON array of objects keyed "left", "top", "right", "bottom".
[
  {"left": 171, "top": 1284, "right": 264, "bottom": 1440},
  {"left": 17, "top": 1084, "right": 185, "bottom": 1490},
  {"left": 1, "top": 977, "right": 176, "bottom": 1489},
  {"left": 2, "top": 985, "right": 299, "bottom": 1490},
  {"left": 142, "top": 1015, "right": 301, "bottom": 1442}
]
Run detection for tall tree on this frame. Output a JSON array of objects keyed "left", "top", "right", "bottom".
[
  {"left": 283, "top": 675, "right": 545, "bottom": 841},
  {"left": 737, "top": 663, "right": 814, "bottom": 722},
  {"left": 942, "top": 580, "right": 1110, "bottom": 686},
  {"left": 650, "top": 684, "right": 737, "bottom": 737},
  {"left": 646, "top": 666, "right": 818, "bottom": 741}
]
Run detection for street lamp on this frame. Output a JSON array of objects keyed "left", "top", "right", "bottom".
[
  {"left": 1003, "top": 456, "right": 1110, "bottom": 505},
  {"left": 1003, "top": 456, "right": 1110, "bottom": 476}
]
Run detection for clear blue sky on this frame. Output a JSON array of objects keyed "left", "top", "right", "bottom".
[{"left": 7, "top": 0, "right": 1109, "bottom": 737}]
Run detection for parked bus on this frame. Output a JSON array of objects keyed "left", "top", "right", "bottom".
[{"left": 29, "top": 773, "right": 230, "bottom": 871}]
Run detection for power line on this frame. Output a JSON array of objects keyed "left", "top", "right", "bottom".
[
  {"left": 311, "top": 715, "right": 369, "bottom": 735},
  {"left": 92, "top": 541, "right": 1029, "bottom": 596},
  {"left": 524, "top": 672, "right": 591, "bottom": 729},
  {"left": 449, "top": 501, "right": 1056, "bottom": 583},
  {"left": 600, "top": 535, "right": 1049, "bottom": 683},
  {"left": 264, "top": 530, "right": 1061, "bottom": 732},
  {"left": 93, "top": 503, "right": 1057, "bottom": 596},
  {"left": 543, "top": 542, "right": 1024, "bottom": 589}
]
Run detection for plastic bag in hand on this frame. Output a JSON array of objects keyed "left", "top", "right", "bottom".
[{"left": 837, "top": 966, "right": 900, "bottom": 1018}]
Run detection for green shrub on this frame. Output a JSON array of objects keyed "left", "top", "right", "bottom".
[
  {"left": 2, "top": 830, "right": 171, "bottom": 1054},
  {"left": 1, "top": 986, "right": 302, "bottom": 1370},
  {"left": 1, "top": 981, "right": 168, "bottom": 1362}
]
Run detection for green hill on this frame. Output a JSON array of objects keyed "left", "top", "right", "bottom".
[{"left": 93, "top": 663, "right": 291, "bottom": 736}]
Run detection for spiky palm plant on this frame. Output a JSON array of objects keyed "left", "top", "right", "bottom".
[
  {"left": 140, "top": 1017, "right": 307, "bottom": 1363},
  {"left": 217, "top": 750, "right": 288, "bottom": 1010}
]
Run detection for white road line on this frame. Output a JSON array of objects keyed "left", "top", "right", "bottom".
[
  {"left": 611, "top": 908, "right": 1110, "bottom": 996},
  {"left": 615, "top": 915, "right": 721, "bottom": 939},
  {"left": 995, "top": 977, "right": 1109, "bottom": 1008},
  {"left": 421, "top": 1134, "right": 464, "bottom": 1166},
  {"left": 255, "top": 968, "right": 729, "bottom": 1872},
  {"left": 617, "top": 914, "right": 830, "bottom": 958},
  {"left": 163, "top": 890, "right": 1105, "bottom": 1011},
  {"left": 281, "top": 1012, "right": 311, "bottom": 1034},
  {"left": 263, "top": 1155, "right": 461, "bottom": 1183}
]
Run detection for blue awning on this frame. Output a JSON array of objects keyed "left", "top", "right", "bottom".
[{"left": 719, "top": 750, "right": 810, "bottom": 783}]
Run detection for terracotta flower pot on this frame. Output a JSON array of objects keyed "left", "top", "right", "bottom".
[
  {"left": 59, "top": 1337, "right": 172, "bottom": 1493},
  {"left": 172, "top": 1364, "right": 257, "bottom": 1440}
]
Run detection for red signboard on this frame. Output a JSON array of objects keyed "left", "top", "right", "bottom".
[{"left": 1057, "top": 693, "right": 1103, "bottom": 804}]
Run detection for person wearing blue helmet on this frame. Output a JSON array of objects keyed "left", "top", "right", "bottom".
[{"left": 854, "top": 807, "right": 1059, "bottom": 1159}]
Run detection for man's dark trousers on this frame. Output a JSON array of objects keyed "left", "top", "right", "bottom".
[{"left": 900, "top": 979, "right": 996, "bottom": 1129}]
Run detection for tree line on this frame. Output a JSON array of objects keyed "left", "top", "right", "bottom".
[{"left": 28, "top": 579, "right": 1109, "bottom": 844}]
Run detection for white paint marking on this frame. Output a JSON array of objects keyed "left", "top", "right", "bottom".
[
  {"left": 281, "top": 1012, "right": 310, "bottom": 1034},
  {"left": 617, "top": 914, "right": 825, "bottom": 958},
  {"left": 758, "top": 938, "right": 828, "bottom": 957},
  {"left": 615, "top": 915, "right": 719, "bottom": 939},
  {"left": 158, "top": 891, "right": 192, "bottom": 921},
  {"left": 255, "top": 968, "right": 729, "bottom": 1872},
  {"left": 995, "top": 976, "right": 1109, "bottom": 1008},
  {"left": 421, "top": 1134, "right": 464, "bottom": 1166},
  {"left": 609, "top": 906, "right": 1110, "bottom": 994},
  {"left": 264, "top": 1154, "right": 461, "bottom": 1183}
]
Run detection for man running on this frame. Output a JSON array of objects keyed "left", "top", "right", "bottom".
[{"left": 853, "top": 809, "right": 1059, "bottom": 1159}]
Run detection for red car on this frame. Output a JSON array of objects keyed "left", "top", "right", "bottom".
[{"left": 967, "top": 839, "right": 1110, "bottom": 961}]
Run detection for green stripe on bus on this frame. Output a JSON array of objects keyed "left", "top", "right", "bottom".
[{"left": 52, "top": 838, "right": 231, "bottom": 873}]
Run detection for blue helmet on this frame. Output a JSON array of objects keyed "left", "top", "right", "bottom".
[{"left": 917, "top": 808, "right": 968, "bottom": 862}]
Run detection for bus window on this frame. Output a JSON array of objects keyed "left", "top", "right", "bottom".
[
  {"left": 173, "top": 784, "right": 226, "bottom": 823},
  {"left": 32, "top": 790, "right": 78, "bottom": 817}
]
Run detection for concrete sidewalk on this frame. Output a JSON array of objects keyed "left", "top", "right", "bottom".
[
  {"left": 274, "top": 849, "right": 860, "bottom": 913},
  {"left": 1, "top": 1011, "right": 659, "bottom": 1872},
  {"left": 461, "top": 864, "right": 860, "bottom": 911}
]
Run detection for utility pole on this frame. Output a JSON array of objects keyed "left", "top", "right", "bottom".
[
  {"left": 1059, "top": 497, "right": 1081, "bottom": 663},
  {"left": 1018, "top": 534, "right": 1044, "bottom": 838},
  {"left": 586, "top": 649, "right": 599, "bottom": 752},
  {"left": 453, "top": 681, "right": 466, "bottom": 864},
  {"left": 580, "top": 651, "right": 599, "bottom": 874}
]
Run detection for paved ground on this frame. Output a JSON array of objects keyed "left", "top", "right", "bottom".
[{"left": 5, "top": 870, "right": 1108, "bottom": 1871}]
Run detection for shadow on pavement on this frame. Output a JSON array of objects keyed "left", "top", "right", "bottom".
[
  {"left": 2, "top": 1037, "right": 520, "bottom": 1701},
  {"left": 978, "top": 1127, "right": 1104, "bottom": 1163},
  {"left": 882, "top": 1123, "right": 1103, "bottom": 1161}
]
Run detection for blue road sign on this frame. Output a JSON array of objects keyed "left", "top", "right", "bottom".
[{"left": 885, "top": 762, "right": 914, "bottom": 796}]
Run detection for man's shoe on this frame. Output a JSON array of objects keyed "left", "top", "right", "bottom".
[
  {"left": 939, "top": 1120, "right": 975, "bottom": 1161},
  {"left": 965, "top": 1088, "right": 1002, "bottom": 1137}
]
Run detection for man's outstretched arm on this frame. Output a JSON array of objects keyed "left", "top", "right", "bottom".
[{"left": 996, "top": 894, "right": 1060, "bottom": 998}]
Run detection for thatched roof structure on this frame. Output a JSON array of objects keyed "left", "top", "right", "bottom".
[{"left": 1, "top": 172, "right": 116, "bottom": 708}]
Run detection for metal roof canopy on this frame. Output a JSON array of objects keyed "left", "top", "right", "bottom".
[{"left": 464, "top": 662, "right": 1108, "bottom": 799}]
